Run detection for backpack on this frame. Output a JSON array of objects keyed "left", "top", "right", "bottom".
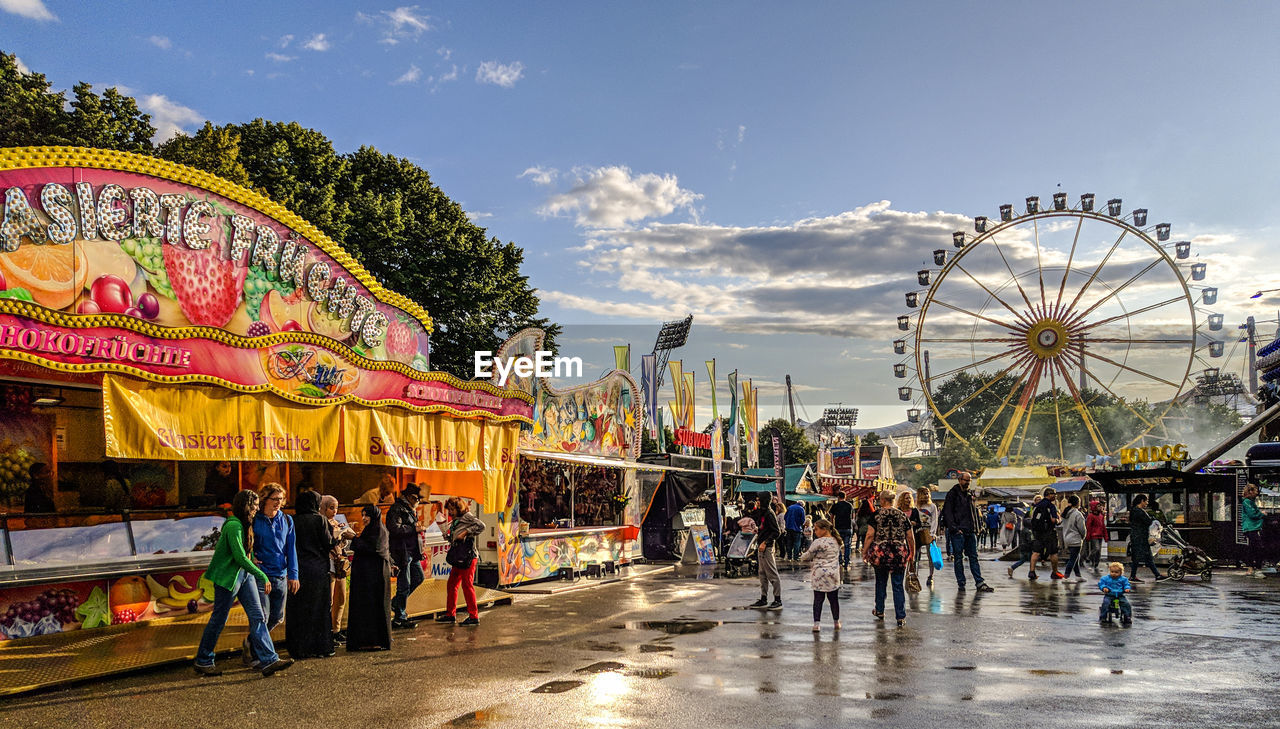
[{"left": 1029, "top": 503, "right": 1051, "bottom": 533}]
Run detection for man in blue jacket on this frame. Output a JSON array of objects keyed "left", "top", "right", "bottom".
[
  {"left": 784, "top": 500, "right": 806, "bottom": 561},
  {"left": 247, "top": 483, "right": 298, "bottom": 667},
  {"left": 942, "top": 471, "right": 994, "bottom": 593}
]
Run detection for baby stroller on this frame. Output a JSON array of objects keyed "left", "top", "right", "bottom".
[
  {"left": 1161, "top": 526, "right": 1215, "bottom": 581},
  {"left": 724, "top": 531, "right": 758, "bottom": 577}
]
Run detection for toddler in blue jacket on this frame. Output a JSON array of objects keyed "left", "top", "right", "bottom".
[{"left": 1098, "top": 561, "right": 1132, "bottom": 625}]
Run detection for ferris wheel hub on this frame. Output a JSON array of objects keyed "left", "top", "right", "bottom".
[{"left": 1026, "top": 319, "right": 1071, "bottom": 359}]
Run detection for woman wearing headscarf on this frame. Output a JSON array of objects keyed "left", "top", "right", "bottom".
[
  {"left": 345, "top": 504, "right": 392, "bottom": 651},
  {"left": 286, "top": 491, "right": 338, "bottom": 658},
  {"left": 193, "top": 490, "right": 292, "bottom": 677}
]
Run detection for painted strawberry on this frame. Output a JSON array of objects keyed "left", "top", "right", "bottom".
[
  {"left": 385, "top": 319, "right": 416, "bottom": 362},
  {"left": 163, "top": 244, "right": 246, "bottom": 328}
]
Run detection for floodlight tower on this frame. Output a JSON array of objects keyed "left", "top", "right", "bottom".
[
  {"left": 822, "top": 405, "right": 859, "bottom": 443},
  {"left": 651, "top": 314, "right": 693, "bottom": 392}
]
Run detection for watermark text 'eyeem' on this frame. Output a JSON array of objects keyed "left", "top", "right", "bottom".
[{"left": 474, "top": 351, "right": 583, "bottom": 386}]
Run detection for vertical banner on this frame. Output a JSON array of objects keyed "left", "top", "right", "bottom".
[
  {"left": 727, "top": 370, "right": 740, "bottom": 473},
  {"left": 743, "top": 379, "right": 759, "bottom": 468},
  {"left": 657, "top": 408, "right": 667, "bottom": 452},
  {"left": 614, "top": 344, "right": 631, "bottom": 372},
  {"left": 669, "top": 360, "right": 684, "bottom": 431},
  {"left": 640, "top": 354, "right": 659, "bottom": 439},
  {"left": 771, "top": 429, "right": 785, "bottom": 505},
  {"left": 705, "top": 359, "right": 718, "bottom": 421},
  {"left": 682, "top": 372, "right": 696, "bottom": 430}
]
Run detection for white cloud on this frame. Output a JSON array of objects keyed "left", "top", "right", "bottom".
[
  {"left": 540, "top": 166, "right": 703, "bottom": 229},
  {"left": 13, "top": 55, "right": 29, "bottom": 74},
  {"left": 0, "top": 0, "right": 55, "bottom": 21},
  {"left": 392, "top": 64, "right": 421, "bottom": 85},
  {"left": 476, "top": 60, "right": 524, "bottom": 88},
  {"left": 303, "top": 33, "right": 330, "bottom": 51},
  {"left": 278, "top": 34, "right": 294, "bottom": 48},
  {"left": 358, "top": 5, "right": 430, "bottom": 45},
  {"left": 137, "top": 93, "right": 203, "bottom": 142},
  {"left": 437, "top": 46, "right": 452, "bottom": 60},
  {"left": 265, "top": 52, "right": 296, "bottom": 63},
  {"left": 520, "top": 166, "right": 558, "bottom": 186},
  {"left": 148, "top": 35, "right": 172, "bottom": 50},
  {"left": 738, "top": 125, "right": 746, "bottom": 144}
]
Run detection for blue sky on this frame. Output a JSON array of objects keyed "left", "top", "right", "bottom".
[{"left": 4, "top": 1, "right": 1279, "bottom": 431}]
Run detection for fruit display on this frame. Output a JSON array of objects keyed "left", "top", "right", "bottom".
[
  {"left": 0, "top": 442, "right": 35, "bottom": 499},
  {"left": 147, "top": 572, "right": 214, "bottom": 616},
  {"left": 0, "top": 587, "right": 83, "bottom": 638},
  {"left": 0, "top": 241, "right": 90, "bottom": 310},
  {"left": 108, "top": 576, "right": 150, "bottom": 624}
]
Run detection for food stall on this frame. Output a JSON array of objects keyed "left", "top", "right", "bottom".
[
  {"left": 1090, "top": 467, "right": 1237, "bottom": 565},
  {"left": 475, "top": 329, "right": 652, "bottom": 586},
  {"left": 0, "top": 147, "right": 530, "bottom": 692}
]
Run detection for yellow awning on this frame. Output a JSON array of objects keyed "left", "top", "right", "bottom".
[{"left": 975, "top": 466, "right": 1055, "bottom": 488}]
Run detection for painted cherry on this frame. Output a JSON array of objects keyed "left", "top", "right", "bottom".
[
  {"left": 77, "top": 300, "right": 101, "bottom": 315},
  {"left": 90, "top": 275, "right": 133, "bottom": 314},
  {"left": 136, "top": 292, "right": 160, "bottom": 319},
  {"left": 281, "top": 320, "right": 302, "bottom": 332},
  {"left": 124, "top": 306, "right": 143, "bottom": 318}
]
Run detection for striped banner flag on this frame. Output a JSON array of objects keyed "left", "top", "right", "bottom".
[{"left": 640, "top": 354, "right": 658, "bottom": 439}]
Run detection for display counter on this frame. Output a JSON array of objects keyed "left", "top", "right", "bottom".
[{"left": 497, "top": 523, "right": 635, "bottom": 586}]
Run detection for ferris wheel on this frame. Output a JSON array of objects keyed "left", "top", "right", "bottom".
[{"left": 893, "top": 193, "right": 1223, "bottom": 462}]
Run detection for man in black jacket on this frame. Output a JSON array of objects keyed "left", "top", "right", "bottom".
[
  {"left": 749, "top": 494, "right": 784, "bottom": 608},
  {"left": 831, "top": 492, "right": 855, "bottom": 567},
  {"left": 942, "top": 472, "right": 994, "bottom": 593},
  {"left": 386, "top": 483, "right": 426, "bottom": 629}
]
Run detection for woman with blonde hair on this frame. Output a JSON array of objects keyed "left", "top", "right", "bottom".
[
  {"left": 914, "top": 487, "right": 938, "bottom": 586},
  {"left": 437, "top": 497, "right": 485, "bottom": 626}
]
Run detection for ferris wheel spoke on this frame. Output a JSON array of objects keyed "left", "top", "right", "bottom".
[
  {"left": 985, "top": 233, "right": 1039, "bottom": 312},
  {"left": 1081, "top": 349, "right": 1182, "bottom": 389},
  {"left": 1032, "top": 215, "right": 1048, "bottom": 309},
  {"left": 1051, "top": 358, "right": 1110, "bottom": 455},
  {"left": 1055, "top": 216, "right": 1085, "bottom": 310},
  {"left": 953, "top": 263, "right": 1034, "bottom": 325},
  {"left": 1076, "top": 295, "right": 1186, "bottom": 332},
  {"left": 1048, "top": 365, "right": 1065, "bottom": 461},
  {"left": 1060, "top": 350, "right": 1156, "bottom": 429},
  {"left": 1081, "top": 338, "right": 1195, "bottom": 344},
  {"left": 997, "top": 359, "right": 1045, "bottom": 459},
  {"left": 919, "top": 337, "right": 1022, "bottom": 344},
  {"left": 979, "top": 357, "right": 1039, "bottom": 441},
  {"left": 927, "top": 347, "right": 1021, "bottom": 384},
  {"left": 1065, "top": 228, "right": 1128, "bottom": 314},
  {"left": 929, "top": 299, "right": 1021, "bottom": 332},
  {"left": 1073, "top": 258, "right": 1164, "bottom": 321},
  {"left": 940, "top": 351, "right": 1037, "bottom": 419}
]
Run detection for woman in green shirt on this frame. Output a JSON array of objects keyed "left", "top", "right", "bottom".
[
  {"left": 194, "top": 490, "right": 293, "bottom": 676},
  {"left": 1242, "top": 483, "right": 1266, "bottom": 578}
]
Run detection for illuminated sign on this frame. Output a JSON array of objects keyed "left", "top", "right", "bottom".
[
  {"left": 674, "top": 427, "right": 712, "bottom": 450},
  {"left": 1119, "top": 444, "right": 1189, "bottom": 465}
]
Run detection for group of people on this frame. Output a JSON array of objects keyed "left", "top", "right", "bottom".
[{"left": 193, "top": 483, "right": 485, "bottom": 677}]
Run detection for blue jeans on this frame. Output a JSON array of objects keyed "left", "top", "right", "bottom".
[
  {"left": 249, "top": 573, "right": 287, "bottom": 663},
  {"left": 874, "top": 566, "right": 906, "bottom": 620},
  {"left": 196, "top": 572, "right": 278, "bottom": 667},
  {"left": 1100, "top": 593, "right": 1131, "bottom": 620},
  {"left": 947, "top": 531, "right": 985, "bottom": 587},
  {"left": 838, "top": 529, "right": 854, "bottom": 565},
  {"left": 1063, "top": 545, "right": 1083, "bottom": 577},
  {"left": 391, "top": 558, "right": 425, "bottom": 621}
]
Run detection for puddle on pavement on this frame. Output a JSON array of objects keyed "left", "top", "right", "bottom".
[
  {"left": 870, "top": 708, "right": 897, "bottom": 719},
  {"left": 757, "top": 682, "right": 778, "bottom": 694},
  {"left": 631, "top": 620, "right": 722, "bottom": 634},
  {"left": 529, "top": 669, "right": 552, "bottom": 674},
  {"left": 1028, "top": 669, "right": 1074, "bottom": 676},
  {"left": 575, "top": 661, "right": 626, "bottom": 674},
  {"left": 627, "top": 668, "right": 676, "bottom": 679},
  {"left": 583, "top": 642, "right": 625, "bottom": 652},
  {"left": 1111, "top": 669, "right": 1124, "bottom": 674},
  {"left": 866, "top": 692, "right": 907, "bottom": 700},
  {"left": 531, "top": 680, "right": 585, "bottom": 694},
  {"left": 447, "top": 709, "right": 503, "bottom": 726},
  {"left": 640, "top": 644, "right": 674, "bottom": 653},
  {"left": 946, "top": 665, "right": 977, "bottom": 671}
]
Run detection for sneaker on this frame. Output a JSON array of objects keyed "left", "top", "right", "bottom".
[
  {"left": 1007, "top": 567, "right": 1014, "bottom": 578},
  {"left": 956, "top": 584, "right": 966, "bottom": 591},
  {"left": 1051, "top": 572, "right": 1065, "bottom": 580},
  {"left": 976, "top": 582, "right": 994, "bottom": 593},
  {"left": 1129, "top": 577, "right": 1144, "bottom": 583},
  {"left": 392, "top": 618, "right": 417, "bottom": 630},
  {"left": 1028, "top": 572, "right": 1038, "bottom": 581},
  {"left": 460, "top": 617, "right": 479, "bottom": 626},
  {"left": 1121, "top": 617, "right": 1132, "bottom": 626},
  {"left": 896, "top": 618, "right": 906, "bottom": 628},
  {"left": 435, "top": 614, "right": 456, "bottom": 623},
  {"left": 1155, "top": 575, "right": 1172, "bottom": 583},
  {"left": 260, "top": 658, "right": 294, "bottom": 677},
  {"left": 768, "top": 598, "right": 783, "bottom": 609},
  {"left": 1252, "top": 572, "right": 1268, "bottom": 579},
  {"left": 748, "top": 597, "right": 768, "bottom": 608},
  {"left": 193, "top": 663, "right": 222, "bottom": 677},
  {"left": 812, "top": 622, "right": 821, "bottom": 632},
  {"left": 834, "top": 620, "right": 842, "bottom": 631},
  {"left": 331, "top": 630, "right": 347, "bottom": 644}
]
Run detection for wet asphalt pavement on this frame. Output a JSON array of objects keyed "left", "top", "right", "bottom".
[{"left": 4, "top": 552, "right": 1278, "bottom": 728}]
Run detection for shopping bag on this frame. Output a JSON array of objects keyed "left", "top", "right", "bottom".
[{"left": 929, "top": 541, "right": 943, "bottom": 571}]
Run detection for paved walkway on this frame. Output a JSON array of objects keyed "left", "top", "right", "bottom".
[{"left": 4, "top": 557, "right": 1276, "bottom": 728}]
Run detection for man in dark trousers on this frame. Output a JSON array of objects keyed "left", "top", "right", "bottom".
[
  {"left": 386, "top": 483, "right": 427, "bottom": 629},
  {"left": 831, "top": 491, "right": 855, "bottom": 567},
  {"left": 942, "top": 471, "right": 994, "bottom": 592},
  {"left": 749, "top": 494, "right": 783, "bottom": 608}
]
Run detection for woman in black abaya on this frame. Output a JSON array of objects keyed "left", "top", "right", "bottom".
[
  {"left": 286, "top": 491, "right": 337, "bottom": 658},
  {"left": 345, "top": 504, "right": 392, "bottom": 651}
]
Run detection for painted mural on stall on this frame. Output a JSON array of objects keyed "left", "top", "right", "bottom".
[{"left": 495, "top": 518, "right": 631, "bottom": 584}]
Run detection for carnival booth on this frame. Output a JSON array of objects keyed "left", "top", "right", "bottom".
[
  {"left": 473, "top": 329, "right": 653, "bottom": 587},
  {"left": 0, "top": 147, "right": 531, "bottom": 693},
  {"left": 1090, "top": 467, "right": 1237, "bottom": 565}
]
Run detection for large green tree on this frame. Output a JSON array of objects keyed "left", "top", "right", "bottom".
[{"left": 756, "top": 417, "right": 818, "bottom": 468}]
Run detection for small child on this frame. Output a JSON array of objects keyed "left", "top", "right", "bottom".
[
  {"left": 802, "top": 515, "right": 814, "bottom": 550},
  {"left": 800, "top": 518, "right": 843, "bottom": 632},
  {"left": 1098, "top": 561, "right": 1133, "bottom": 625}
]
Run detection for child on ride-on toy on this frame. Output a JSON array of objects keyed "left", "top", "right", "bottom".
[{"left": 1099, "top": 561, "right": 1132, "bottom": 626}]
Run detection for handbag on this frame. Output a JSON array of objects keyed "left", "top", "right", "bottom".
[
  {"left": 905, "top": 570, "right": 922, "bottom": 593},
  {"left": 928, "top": 541, "right": 944, "bottom": 571},
  {"left": 446, "top": 536, "right": 476, "bottom": 568}
]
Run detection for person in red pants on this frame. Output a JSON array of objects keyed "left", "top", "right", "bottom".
[{"left": 437, "top": 496, "right": 485, "bottom": 626}]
